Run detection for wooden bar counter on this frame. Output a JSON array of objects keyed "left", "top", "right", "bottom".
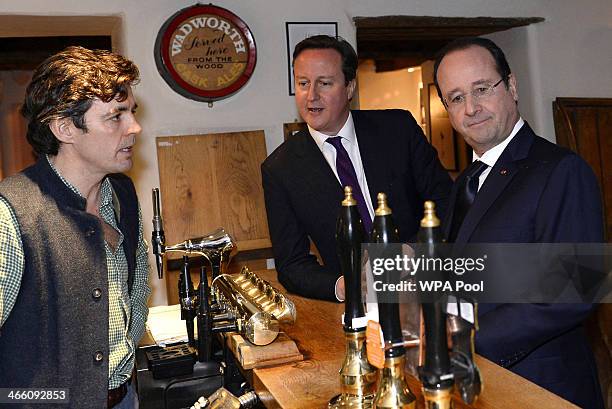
[{"left": 249, "top": 269, "right": 578, "bottom": 409}]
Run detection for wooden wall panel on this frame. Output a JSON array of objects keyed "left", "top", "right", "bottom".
[
  {"left": 156, "top": 130, "right": 270, "bottom": 247},
  {"left": 156, "top": 130, "right": 271, "bottom": 302},
  {"left": 553, "top": 98, "right": 612, "bottom": 407},
  {"left": 1, "top": 104, "right": 34, "bottom": 179},
  {"left": 553, "top": 98, "right": 612, "bottom": 241},
  {"left": 573, "top": 108, "right": 602, "bottom": 179},
  {"left": 598, "top": 110, "right": 612, "bottom": 245}
]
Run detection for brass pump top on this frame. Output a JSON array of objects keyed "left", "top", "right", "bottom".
[
  {"left": 420, "top": 200, "right": 440, "bottom": 228},
  {"left": 374, "top": 192, "right": 392, "bottom": 216},
  {"left": 341, "top": 186, "right": 357, "bottom": 206}
]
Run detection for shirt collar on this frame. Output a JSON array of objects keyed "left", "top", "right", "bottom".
[
  {"left": 474, "top": 117, "right": 524, "bottom": 167},
  {"left": 309, "top": 112, "right": 355, "bottom": 150},
  {"left": 45, "top": 154, "right": 113, "bottom": 209}
]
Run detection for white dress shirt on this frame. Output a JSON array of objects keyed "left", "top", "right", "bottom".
[
  {"left": 473, "top": 117, "right": 524, "bottom": 191},
  {"left": 308, "top": 112, "right": 375, "bottom": 222}
]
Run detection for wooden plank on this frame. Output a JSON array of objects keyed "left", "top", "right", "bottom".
[
  {"left": 229, "top": 333, "right": 303, "bottom": 370},
  {"left": 156, "top": 131, "right": 269, "bottom": 245},
  {"left": 573, "top": 108, "right": 602, "bottom": 181},
  {"left": 553, "top": 97, "right": 612, "bottom": 241},
  {"left": 1, "top": 103, "right": 35, "bottom": 178},
  {"left": 254, "top": 359, "right": 341, "bottom": 409},
  {"left": 156, "top": 131, "right": 271, "bottom": 301},
  {"left": 238, "top": 238, "right": 272, "bottom": 252},
  {"left": 598, "top": 109, "right": 612, "bottom": 241},
  {"left": 0, "top": 15, "right": 120, "bottom": 37}
]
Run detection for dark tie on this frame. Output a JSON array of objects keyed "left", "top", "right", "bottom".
[
  {"left": 448, "top": 160, "right": 488, "bottom": 242},
  {"left": 326, "top": 137, "right": 372, "bottom": 233}
]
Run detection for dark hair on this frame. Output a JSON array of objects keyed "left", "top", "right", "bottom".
[
  {"left": 292, "top": 35, "right": 357, "bottom": 84},
  {"left": 21, "top": 46, "right": 140, "bottom": 155},
  {"left": 433, "top": 37, "right": 512, "bottom": 103}
]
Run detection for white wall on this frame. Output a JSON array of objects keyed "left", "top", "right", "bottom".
[{"left": 2, "top": 0, "right": 611, "bottom": 305}]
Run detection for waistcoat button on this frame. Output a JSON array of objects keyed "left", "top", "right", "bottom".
[{"left": 94, "top": 351, "right": 104, "bottom": 362}]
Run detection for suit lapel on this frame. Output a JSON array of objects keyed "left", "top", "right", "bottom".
[
  {"left": 443, "top": 176, "right": 463, "bottom": 240},
  {"left": 455, "top": 123, "right": 536, "bottom": 243},
  {"left": 293, "top": 129, "right": 343, "bottom": 206},
  {"left": 352, "top": 111, "right": 386, "bottom": 209}
]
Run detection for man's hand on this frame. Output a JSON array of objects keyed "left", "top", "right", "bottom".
[
  {"left": 335, "top": 276, "right": 346, "bottom": 302},
  {"left": 335, "top": 252, "right": 370, "bottom": 302}
]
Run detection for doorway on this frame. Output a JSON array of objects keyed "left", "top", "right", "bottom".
[{"left": 0, "top": 15, "right": 120, "bottom": 180}]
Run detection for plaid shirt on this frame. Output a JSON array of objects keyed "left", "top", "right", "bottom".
[{"left": 0, "top": 157, "right": 150, "bottom": 389}]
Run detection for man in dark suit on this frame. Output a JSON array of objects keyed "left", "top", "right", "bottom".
[
  {"left": 434, "top": 37, "right": 604, "bottom": 408},
  {"left": 262, "top": 35, "right": 452, "bottom": 301}
]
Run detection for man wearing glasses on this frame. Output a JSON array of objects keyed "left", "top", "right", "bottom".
[{"left": 434, "top": 37, "right": 604, "bottom": 408}]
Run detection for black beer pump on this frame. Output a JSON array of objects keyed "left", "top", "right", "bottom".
[
  {"left": 328, "top": 186, "right": 377, "bottom": 409},
  {"left": 416, "top": 201, "right": 481, "bottom": 409},
  {"left": 371, "top": 193, "right": 416, "bottom": 409}
]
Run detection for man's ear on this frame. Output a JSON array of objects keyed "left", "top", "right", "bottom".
[
  {"left": 347, "top": 79, "right": 357, "bottom": 101},
  {"left": 48, "top": 118, "right": 75, "bottom": 144},
  {"left": 508, "top": 73, "right": 519, "bottom": 102}
]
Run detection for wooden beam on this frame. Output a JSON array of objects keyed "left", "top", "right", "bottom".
[
  {"left": 354, "top": 15, "right": 545, "bottom": 63},
  {"left": 0, "top": 15, "right": 121, "bottom": 38}
]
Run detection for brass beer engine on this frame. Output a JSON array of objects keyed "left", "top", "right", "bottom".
[
  {"left": 151, "top": 188, "right": 295, "bottom": 356},
  {"left": 190, "top": 388, "right": 259, "bottom": 409},
  {"left": 152, "top": 187, "right": 236, "bottom": 361},
  {"left": 212, "top": 268, "right": 296, "bottom": 346},
  {"left": 329, "top": 186, "right": 378, "bottom": 408},
  {"left": 371, "top": 193, "right": 416, "bottom": 409}
]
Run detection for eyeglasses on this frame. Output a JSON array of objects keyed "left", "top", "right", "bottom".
[{"left": 444, "top": 77, "right": 506, "bottom": 109}]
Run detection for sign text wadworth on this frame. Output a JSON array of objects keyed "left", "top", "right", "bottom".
[{"left": 171, "top": 17, "right": 246, "bottom": 57}]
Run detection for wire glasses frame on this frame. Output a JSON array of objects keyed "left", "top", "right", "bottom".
[{"left": 444, "top": 77, "right": 506, "bottom": 109}]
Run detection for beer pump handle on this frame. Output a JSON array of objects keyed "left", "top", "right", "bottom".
[
  {"left": 448, "top": 298, "right": 482, "bottom": 404},
  {"left": 371, "top": 192, "right": 416, "bottom": 409},
  {"left": 198, "top": 265, "right": 213, "bottom": 362},
  {"left": 417, "top": 201, "right": 454, "bottom": 393},
  {"left": 151, "top": 188, "right": 165, "bottom": 279},
  {"left": 371, "top": 193, "right": 405, "bottom": 357},
  {"left": 336, "top": 186, "right": 366, "bottom": 329},
  {"left": 179, "top": 256, "right": 197, "bottom": 347}
]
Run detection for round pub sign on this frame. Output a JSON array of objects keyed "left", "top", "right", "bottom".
[{"left": 155, "top": 4, "right": 257, "bottom": 104}]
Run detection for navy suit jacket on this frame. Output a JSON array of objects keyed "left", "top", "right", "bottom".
[
  {"left": 262, "top": 109, "right": 452, "bottom": 301},
  {"left": 443, "top": 122, "right": 604, "bottom": 408}
]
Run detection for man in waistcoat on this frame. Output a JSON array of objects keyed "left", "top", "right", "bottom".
[{"left": 0, "top": 46, "right": 150, "bottom": 409}]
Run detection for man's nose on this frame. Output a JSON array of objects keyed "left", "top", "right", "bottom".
[
  {"left": 128, "top": 115, "right": 142, "bottom": 135},
  {"left": 307, "top": 84, "right": 319, "bottom": 101},
  {"left": 463, "top": 95, "right": 482, "bottom": 116}
]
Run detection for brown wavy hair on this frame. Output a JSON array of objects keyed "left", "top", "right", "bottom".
[{"left": 21, "top": 46, "right": 140, "bottom": 155}]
